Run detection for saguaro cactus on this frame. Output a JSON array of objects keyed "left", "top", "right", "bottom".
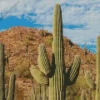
[
  {"left": 49, "top": 4, "right": 65, "bottom": 100},
  {"left": 0, "top": 43, "right": 16, "bottom": 100},
  {"left": 7, "top": 73, "right": 16, "bottom": 100},
  {"left": 0, "top": 43, "right": 5, "bottom": 100},
  {"left": 96, "top": 36, "right": 100, "bottom": 100},
  {"left": 30, "top": 4, "right": 81, "bottom": 100}
]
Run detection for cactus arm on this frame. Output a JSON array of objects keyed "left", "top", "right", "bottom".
[
  {"left": 31, "top": 87, "right": 36, "bottom": 100},
  {"left": 69, "top": 55, "right": 81, "bottom": 82},
  {"left": 7, "top": 73, "right": 16, "bottom": 100},
  {"left": 30, "top": 66, "right": 48, "bottom": 84},
  {"left": 0, "top": 43, "right": 5, "bottom": 100},
  {"left": 38, "top": 43, "right": 51, "bottom": 75}
]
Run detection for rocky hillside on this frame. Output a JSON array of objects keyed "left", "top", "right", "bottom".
[{"left": 0, "top": 27, "right": 96, "bottom": 100}]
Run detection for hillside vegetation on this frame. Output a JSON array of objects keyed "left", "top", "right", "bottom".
[{"left": 0, "top": 26, "right": 96, "bottom": 100}]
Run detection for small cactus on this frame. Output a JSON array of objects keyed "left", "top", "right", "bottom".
[
  {"left": 7, "top": 73, "right": 16, "bottom": 100},
  {"left": 85, "top": 71, "right": 95, "bottom": 89},
  {"left": 81, "top": 90, "right": 86, "bottom": 100}
]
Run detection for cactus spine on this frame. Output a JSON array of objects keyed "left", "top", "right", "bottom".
[
  {"left": 96, "top": 36, "right": 100, "bottom": 100},
  {"left": 0, "top": 43, "right": 5, "bottom": 100},
  {"left": 7, "top": 73, "right": 16, "bottom": 100},
  {"left": 30, "top": 4, "right": 81, "bottom": 100}
]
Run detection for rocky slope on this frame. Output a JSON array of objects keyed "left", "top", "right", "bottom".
[{"left": 0, "top": 26, "right": 96, "bottom": 100}]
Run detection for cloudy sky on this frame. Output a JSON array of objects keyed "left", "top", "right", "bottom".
[{"left": 0, "top": 0, "right": 100, "bottom": 53}]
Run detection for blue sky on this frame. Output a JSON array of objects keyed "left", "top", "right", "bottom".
[{"left": 0, "top": 0, "right": 100, "bottom": 53}]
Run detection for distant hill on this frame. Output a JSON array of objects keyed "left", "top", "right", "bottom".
[
  {"left": 79, "top": 44, "right": 96, "bottom": 53},
  {"left": 0, "top": 26, "right": 96, "bottom": 100}
]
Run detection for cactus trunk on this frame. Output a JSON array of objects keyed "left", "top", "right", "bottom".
[
  {"left": 81, "top": 90, "right": 86, "bottom": 100},
  {"left": 49, "top": 4, "right": 65, "bottom": 100},
  {"left": 96, "top": 36, "right": 100, "bottom": 100},
  {"left": 0, "top": 43, "right": 5, "bottom": 100},
  {"left": 7, "top": 73, "right": 16, "bottom": 100}
]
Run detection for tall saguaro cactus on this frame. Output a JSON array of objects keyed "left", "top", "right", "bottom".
[
  {"left": 49, "top": 4, "right": 65, "bottom": 100},
  {"left": 96, "top": 36, "right": 100, "bottom": 100},
  {"left": 30, "top": 4, "right": 81, "bottom": 100},
  {"left": 0, "top": 43, "right": 5, "bottom": 100}
]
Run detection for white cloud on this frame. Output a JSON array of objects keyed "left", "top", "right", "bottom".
[{"left": 0, "top": 0, "right": 100, "bottom": 46}]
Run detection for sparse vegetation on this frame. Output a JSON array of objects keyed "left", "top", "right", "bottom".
[
  {"left": 44, "top": 36, "right": 52, "bottom": 46},
  {"left": 39, "top": 30, "right": 48, "bottom": 36},
  {"left": 0, "top": 4, "right": 96, "bottom": 100}
]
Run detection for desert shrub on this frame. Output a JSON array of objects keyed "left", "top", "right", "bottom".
[
  {"left": 25, "top": 33, "right": 34, "bottom": 40},
  {"left": 44, "top": 36, "right": 53, "bottom": 46},
  {"left": 39, "top": 30, "right": 48, "bottom": 36},
  {"left": 15, "top": 85, "right": 24, "bottom": 100},
  {"left": 15, "top": 58, "right": 31, "bottom": 78}
]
